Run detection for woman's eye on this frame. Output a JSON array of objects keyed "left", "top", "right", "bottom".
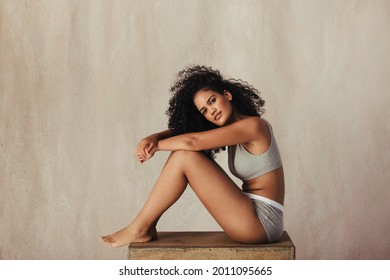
[
  {"left": 210, "top": 97, "right": 215, "bottom": 104},
  {"left": 201, "top": 109, "right": 207, "bottom": 115}
]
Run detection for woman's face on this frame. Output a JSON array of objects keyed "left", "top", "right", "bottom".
[{"left": 193, "top": 89, "right": 236, "bottom": 126}]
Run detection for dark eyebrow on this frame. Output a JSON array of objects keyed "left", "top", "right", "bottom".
[{"left": 200, "top": 95, "right": 214, "bottom": 112}]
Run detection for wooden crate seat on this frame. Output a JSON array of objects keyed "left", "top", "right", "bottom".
[{"left": 128, "top": 231, "right": 295, "bottom": 260}]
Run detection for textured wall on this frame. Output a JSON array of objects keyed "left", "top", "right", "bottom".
[{"left": 1, "top": 0, "right": 389, "bottom": 259}]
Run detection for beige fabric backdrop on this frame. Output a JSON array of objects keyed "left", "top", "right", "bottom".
[{"left": 1, "top": 0, "right": 389, "bottom": 259}]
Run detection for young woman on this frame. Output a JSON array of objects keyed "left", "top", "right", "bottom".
[{"left": 101, "top": 65, "right": 285, "bottom": 246}]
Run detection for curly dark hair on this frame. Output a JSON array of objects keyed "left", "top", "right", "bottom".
[{"left": 166, "top": 65, "right": 265, "bottom": 158}]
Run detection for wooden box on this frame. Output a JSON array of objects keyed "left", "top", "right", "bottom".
[{"left": 128, "top": 231, "right": 295, "bottom": 260}]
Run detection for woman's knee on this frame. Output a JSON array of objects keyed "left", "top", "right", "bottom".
[{"left": 168, "top": 150, "right": 210, "bottom": 173}]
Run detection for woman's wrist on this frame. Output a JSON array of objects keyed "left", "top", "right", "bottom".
[{"left": 151, "top": 141, "right": 161, "bottom": 153}]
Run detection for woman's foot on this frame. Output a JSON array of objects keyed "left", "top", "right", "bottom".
[{"left": 100, "top": 225, "right": 158, "bottom": 247}]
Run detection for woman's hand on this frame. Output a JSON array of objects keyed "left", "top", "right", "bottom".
[{"left": 135, "top": 135, "right": 158, "bottom": 163}]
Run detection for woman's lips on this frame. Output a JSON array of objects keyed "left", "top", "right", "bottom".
[{"left": 215, "top": 112, "right": 222, "bottom": 121}]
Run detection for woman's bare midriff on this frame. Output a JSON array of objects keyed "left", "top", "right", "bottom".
[{"left": 241, "top": 166, "right": 285, "bottom": 205}]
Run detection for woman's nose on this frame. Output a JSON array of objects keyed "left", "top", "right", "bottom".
[{"left": 211, "top": 108, "right": 217, "bottom": 115}]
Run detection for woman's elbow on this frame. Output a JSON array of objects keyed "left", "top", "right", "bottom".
[{"left": 183, "top": 135, "right": 202, "bottom": 151}]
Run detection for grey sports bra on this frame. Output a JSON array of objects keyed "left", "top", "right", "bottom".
[{"left": 228, "top": 118, "right": 282, "bottom": 181}]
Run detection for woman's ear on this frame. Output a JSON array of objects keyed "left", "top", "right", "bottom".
[{"left": 223, "top": 90, "right": 233, "bottom": 101}]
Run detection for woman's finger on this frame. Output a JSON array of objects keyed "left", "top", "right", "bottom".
[{"left": 146, "top": 143, "right": 154, "bottom": 154}]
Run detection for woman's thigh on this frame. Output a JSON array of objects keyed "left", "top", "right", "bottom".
[{"left": 169, "top": 150, "right": 268, "bottom": 243}]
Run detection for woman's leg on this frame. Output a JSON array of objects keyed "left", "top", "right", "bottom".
[
  {"left": 172, "top": 151, "right": 267, "bottom": 243},
  {"left": 101, "top": 150, "right": 267, "bottom": 247},
  {"left": 100, "top": 151, "right": 189, "bottom": 247}
]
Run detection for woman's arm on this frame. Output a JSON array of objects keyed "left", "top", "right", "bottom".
[
  {"left": 151, "top": 129, "right": 173, "bottom": 141},
  {"left": 156, "top": 117, "right": 263, "bottom": 152}
]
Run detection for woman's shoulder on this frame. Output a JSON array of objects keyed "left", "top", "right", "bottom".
[
  {"left": 238, "top": 115, "right": 263, "bottom": 128},
  {"left": 233, "top": 116, "right": 265, "bottom": 138},
  {"left": 244, "top": 116, "right": 272, "bottom": 129},
  {"left": 240, "top": 116, "right": 272, "bottom": 153},
  {"left": 240, "top": 116, "right": 274, "bottom": 139}
]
